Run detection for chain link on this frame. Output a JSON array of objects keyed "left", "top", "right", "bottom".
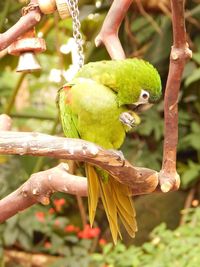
[{"left": 66, "top": 0, "right": 84, "bottom": 69}]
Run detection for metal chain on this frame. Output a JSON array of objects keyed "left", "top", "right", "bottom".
[{"left": 66, "top": 0, "right": 84, "bottom": 69}]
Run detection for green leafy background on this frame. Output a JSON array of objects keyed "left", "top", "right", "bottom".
[{"left": 0, "top": 0, "right": 200, "bottom": 266}]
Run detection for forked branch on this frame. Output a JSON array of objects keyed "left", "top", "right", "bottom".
[
  {"left": 0, "top": 130, "right": 159, "bottom": 195},
  {"left": 95, "top": 0, "right": 192, "bottom": 192},
  {"left": 0, "top": 163, "right": 87, "bottom": 223},
  {"left": 95, "top": 0, "right": 132, "bottom": 59},
  {"left": 0, "top": 4, "right": 42, "bottom": 51},
  {"left": 0, "top": 0, "right": 192, "bottom": 224},
  {"left": 0, "top": 114, "right": 158, "bottom": 223}
]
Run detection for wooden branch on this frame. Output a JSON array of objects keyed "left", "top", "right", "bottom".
[
  {"left": 95, "top": 0, "right": 132, "bottom": 59},
  {"left": 0, "top": 0, "right": 192, "bottom": 225},
  {"left": 4, "top": 249, "right": 59, "bottom": 266},
  {"left": 0, "top": 5, "right": 42, "bottom": 51},
  {"left": 0, "top": 114, "right": 159, "bottom": 223},
  {"left": 0, "top": 163, "right": 87, "bottom": 223},
  {"left": 96, "top": 0, "right": 192, "bottom": 193},
  {"left": 159, "top": 0, "right": 192, "bottom": 192},
  {"left": 0, "top": 114, "right": 12, "bottom": 131},
  {"left": 0, "top": 131, "right": 158, "bottom": 195}
]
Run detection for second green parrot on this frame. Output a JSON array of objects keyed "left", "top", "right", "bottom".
[{"left": 58, "top": 58, "right": 162, "bottom": 243}]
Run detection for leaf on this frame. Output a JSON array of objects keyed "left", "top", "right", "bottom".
[
  {"left": 91, "top": 253, "right": 104, "bottom": 262},
  {"left": 189, "top": 134, "right": 200, "bottom": 150},
  {"left": 182, "top": 61, "right": 197, "bottom": 80},
  {"left": 103, "top": 243, "right": 113, "bottom": 255},
  {"left": 185, "top": 68, "right": 200, "bottom": 87},
  {"left": 50, "top": 233, "right": 65, "bottom": 254},
  {"left": 181, "top": 168, "right": 199, "bottom": 189},
  {"left": 65, "top": 236, "right": 79, "bottom": 243},
  {"left": 3, "top": 227, "right": 19, "bottom": 246},
  {"left": 181, "top": 161, "right": 200, "bottom": 189},
  {"left": 179, "top": 133, "right": 200, "bottom": 150},
  {"left": 72, "top": 246, "right": 87, "bottom": 256},
  {"left": 142, "top": 243, "right": 155, "bottom": 254},
  {"left": 191, "top": 122, "right": 200, "bottom": 133},
  {"left": 145, "top": 16, "right": 172, "bottom": 65},
  {"left": 192, "top": 53, "right": 200, "bottom": 65},
  {"left": 17, "top": 230, "right": 33, "bottom": 250}
]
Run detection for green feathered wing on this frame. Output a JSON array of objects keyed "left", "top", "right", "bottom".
[
  {"left": 58, "top": 85, "right": 79, "bottom": 139},
  {"left": 58, "top": 80, "right": 137, "bottom": 244}
]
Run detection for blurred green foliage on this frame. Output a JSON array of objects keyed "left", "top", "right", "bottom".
[
  {"left": 92, "top": 207, "right": 200, "bottom": 267},
  {"left": 0, "top": 0, "right": 200, "bottom": 266}
]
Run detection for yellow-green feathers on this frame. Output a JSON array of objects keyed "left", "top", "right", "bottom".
[
  {"left": 58, "top": 58, "right": 162, "bottom": 243},
  {"left": 76, "top": 58, "right": 162, "bottom": 105},
  {"left": 86, "top": 164, "right": 137, "bottom": 244},
  {"left": 85, "top": 164, "right": 99, "bottom": 226}
]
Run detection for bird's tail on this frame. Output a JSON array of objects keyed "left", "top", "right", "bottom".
[
  {"left": 85, "top": 163, "right": 100, "bottom": 227},
  {"left": 85, "top": 163, "right": 137, "bottom": 244}
]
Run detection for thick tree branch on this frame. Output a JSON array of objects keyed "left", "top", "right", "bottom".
[
  {"left": 0, "top": 0, "right": 192, "bottom": 224},
  {"left": 159, "top": 0, "right": 192, "bottom": 192},
  {"left": 0, "top": 163, "right": 87, "bottom": 223},
  {"left": 0, "top": 130, "right": 158, "bottom": 195},
  {"left": 0, "top": 114, "right": 12, "bottom": 131},
  {"left": 96, "top": 0, "right": 192, "bottom": 193},
  {"left": 4, "top": 249, "right": 58, "bottom": 267},
  {"left": 0, "top": 115, "right": 87, "bottom": 222},
  {"left": 95, "top": 0, "right": 132, "bottom": 59},
  {"left": 0, "top": 4, "right": 42, "bottom": 51},
  {"left": 0, "top": 114, "right": 159, "bottom": 223}
]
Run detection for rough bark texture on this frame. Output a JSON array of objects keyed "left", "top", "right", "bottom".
[
  {"left": 0, "top": 114, "right": 159, "bottom": 223},
  {"left": 0, "top": 163, "right": 87, "bottom": 223},
  {"left": 95, "top": 0, "right": 132, "bottom": 59},
  {"left": 0, "top": 114, "right": 12, "bottom": 131},
  {"left": 0, "top": 7, "right": 42, "bottom": 52},
  {"left": 0, "top": 0, "right": 192, "bottom": 223},
  {"left": 0, "top": 130, "right": 159, "bottom": 194},
  {"left": 95, "top": 0, "right": 192, "bottom": 192},
  {"left": 4, "top": 249, "right": 58, "bottom": 267},
  {"left": 159, "top": 0, "right": 192, "bottom": 192}
]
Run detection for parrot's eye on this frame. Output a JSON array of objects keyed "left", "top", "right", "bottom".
[
  {"left": 140, "top": 90, "right": 149, "bottom": 101},
  {"left": 142, "top": 92, "right": 149, "bottom": 99},
  {"left": 132, "top": 89, "right": 150, "bottom": 106}
]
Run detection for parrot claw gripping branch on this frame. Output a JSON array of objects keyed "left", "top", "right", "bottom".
[{"left": 0, "top": 0, "right": 192, "bottom": 241}]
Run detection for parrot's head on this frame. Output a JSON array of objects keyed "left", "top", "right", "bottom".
[{"left": 117, "top": 59, "right": 162, "bottom": 109}]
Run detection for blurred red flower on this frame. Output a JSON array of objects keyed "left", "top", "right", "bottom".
[
  {"left": 53, "top": 198, "right": 66, "bottom": 212},
  {"left": 77, "top": 224, "right": 100, "bottom": 239},
  {"left": 64, "top": 224, "right": 80, "bottom": 233},
  {"left": 44, "top": 241, "right": 51, "bottom": 248},
  {"left": 35, "top": 211, "right": 45, "bottom": 223},
  {"left": 48, "top": 208, "right": 55, "bottom": 214},
  {"left": 99, "top": 238, "right": 107, "bottom": 246}
]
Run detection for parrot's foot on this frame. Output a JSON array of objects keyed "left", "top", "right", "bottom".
[
  {"left": 108, "top": 149, "right": 125, "bottom": 166},
  {"left": 119, "top": 112, "right": 136, "bottom": 129}
]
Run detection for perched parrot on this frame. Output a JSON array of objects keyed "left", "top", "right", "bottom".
[{"left": 58, "top": 58, "right": 162, "bottom": 243}]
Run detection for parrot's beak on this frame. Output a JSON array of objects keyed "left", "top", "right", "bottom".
[{"left": 130, "top": 103, "right": 153, "bottom": 113}]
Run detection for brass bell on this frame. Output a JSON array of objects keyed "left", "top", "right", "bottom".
[
  {"left": 16, "top": 52, "right": 41, "bottom": 72},
  {"left": 8, "top": 28, "right": 46, "bottom": 73}
]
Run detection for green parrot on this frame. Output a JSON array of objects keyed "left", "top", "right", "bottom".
[{"left": 58, "top": 58, "right": 162, "bottom": 243}]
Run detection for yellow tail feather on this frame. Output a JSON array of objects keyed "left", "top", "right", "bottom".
[
  {"left": 85, "top": 164, "right": 137, "bottom": 243},
  {"left": 85, "top": 164, "right": 100, "bottom": 227},
  {"left": 110, "top": 177, "right": 138, "bottom": 237},
  {"left": 98, "top": 178, "right": 122, "bottom": 244}
]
